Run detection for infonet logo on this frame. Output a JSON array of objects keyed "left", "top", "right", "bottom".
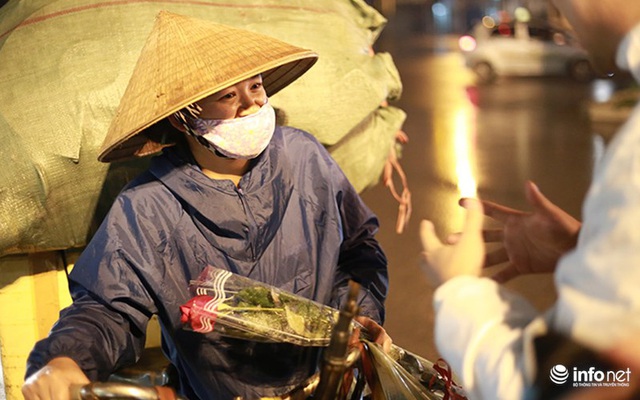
[
  {"left": 550, "top": 364, "right": 569, "bottom": 384},
  {"left": 549, "top": 364, "right": 632, "bottom": 388}
]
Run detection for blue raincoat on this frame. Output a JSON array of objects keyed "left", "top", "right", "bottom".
[{"left": 26, "top": 126, "right": 388, "bottom": 399}]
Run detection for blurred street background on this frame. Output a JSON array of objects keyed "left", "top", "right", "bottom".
[{"left": 360, "top": 0, "right": 636, "bottom": 361}]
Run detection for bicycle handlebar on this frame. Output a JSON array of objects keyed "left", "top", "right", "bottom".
[{"left": 70, "top": 382, "right": 185, "bottom": 400}]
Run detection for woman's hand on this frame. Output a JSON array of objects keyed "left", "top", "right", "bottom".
[
  {"left": 22, "top": 357, "right": 90, "bottom": 400},
  {"left": 420, "top": 198, "right": 485, "bottom": 288},
  {"left": 353, "top": 316, "right": 392, "bottom": 353},
  {"left": 455, "top": 181, "right": 581, "bottom": 282}
]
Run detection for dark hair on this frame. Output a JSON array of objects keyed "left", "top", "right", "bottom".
[{"left": 144, "top": 117, "right": 187, "bottom": 149}]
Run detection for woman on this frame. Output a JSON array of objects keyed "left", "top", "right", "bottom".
[{"left": 23, "top": 11, "right": 390, "bottom": 400}]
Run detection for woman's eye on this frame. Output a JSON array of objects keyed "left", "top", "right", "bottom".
[
  {"left": 220, "top": 92, "right": 235, "bottom": 100},
  {"left": 252, "top": 82, "right": 263, "bottom": 90}
]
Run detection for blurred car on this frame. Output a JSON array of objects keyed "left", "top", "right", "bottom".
[{"left": 458, "top": 22, "right": 595, "bottom": 83}]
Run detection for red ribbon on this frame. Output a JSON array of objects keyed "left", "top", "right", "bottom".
[{"left": 428, "top": 358, "right": 468, "bottom": 400}]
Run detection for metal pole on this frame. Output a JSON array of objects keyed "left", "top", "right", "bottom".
[{"left": 313, "top": 281, "right": 360, "bottom": 400}]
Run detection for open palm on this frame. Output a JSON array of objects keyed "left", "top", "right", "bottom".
[{"left": 457, "top": 181, "right": 581, "bottom": 282}]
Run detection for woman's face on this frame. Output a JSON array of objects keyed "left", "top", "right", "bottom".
[{"left": 196, "top": 75, "right": 267, "bottom": 120}]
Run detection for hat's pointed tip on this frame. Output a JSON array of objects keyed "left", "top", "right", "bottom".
[
  {"left": 156, "top": 10, "right": 173, "bottom": 18},
  {"left": 154, "top": 10, "right": 184, "bottom": 26}
]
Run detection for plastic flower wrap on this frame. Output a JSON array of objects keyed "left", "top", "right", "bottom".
[{"left": 180, "top": 266, "right": 341, "bottom": 346}]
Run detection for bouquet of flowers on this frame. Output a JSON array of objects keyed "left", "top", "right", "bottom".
[{"left": 180, "top": 266, "right": 340, "bottom": 346}]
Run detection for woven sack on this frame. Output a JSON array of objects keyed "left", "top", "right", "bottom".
[{"left": 0, "top": 0, "right": 404, "bottom": 256}]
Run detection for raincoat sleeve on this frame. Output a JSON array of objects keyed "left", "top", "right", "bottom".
[
  {"left": 25, "top": 285, "right": 150, "bottom": 381},
  {"left": 433, "top": 276, "right": 540, "bottom": 400},
  {"left": 25, "top": 189, "right": 161, "bottom": 381},
  {"left": 326, "top": 148, "right": 388, "bottom": 324}
]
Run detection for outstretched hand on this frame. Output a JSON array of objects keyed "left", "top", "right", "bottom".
[
  {"left": 453, "top": 181, "right": 581, "bottom": 283},
  {"left": 420, "top": 198, "right": 485, "bottom": 288}
]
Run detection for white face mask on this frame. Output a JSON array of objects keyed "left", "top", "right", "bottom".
[{"left": 179, "top": 101, "right": 276, "bottom": 159}]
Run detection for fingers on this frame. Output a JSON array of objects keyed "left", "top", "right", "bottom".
[
  {"left": 484, "top": 247, "right": 509, "bottom": 267},
  {"left": 422, "top": 200, "right": 487, "bottom": 287},
  {"left": 490, "top": 264, "right": 520, "bottom": 283},
  {"left": 445, "top": 232, "right": 461, "bottom": 244},
  {"left": 423, "top": 202, "right": 483, "bottom": 250},
  {"left": 449, "top": 228, "right": 503, "bottom": 245},
  {"left": 483, "top": 229, "right": 503, "bottom": 242},
  {"left": 460, "top": 198, "right": 484, "bottom": 236},
  {"left": 525, "top": 180, "right": 554, "bottom": 213},
  {"left": 367, "top": 323, "right": 393, "bottom": 353},
  {"left": 377, "top": 331, "right": 393, "bottom": 353},
  {"left": 440, "top": 199, "right": 484, "bottom": 247},
  {"left": 354, "top": 316, "right": 393, "bottom": 353},
  {"left": 420, "top": 220, "right": 442, "bottom": 253},
  {"left": 460, "top": 197, "right": 522, "bottom": 223},
  {"left": 349, "top": 325, "right": 362, "bottom": 348}
]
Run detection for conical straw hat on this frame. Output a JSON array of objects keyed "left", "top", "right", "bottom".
[{"left": 98, "top": 11, "right": 318, "bottom": 162}]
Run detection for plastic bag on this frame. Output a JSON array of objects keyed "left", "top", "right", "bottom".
[{"left": 383, "top": 344, "right": 469, "bottom": 400}]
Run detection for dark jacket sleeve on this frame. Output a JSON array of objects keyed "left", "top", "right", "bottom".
[
  {"left": 25, "top": 284, "right": 149, "bottom": 381},
  {"left": 25, "top": 189, "right": 161, "bottom": 381},
  {"left": 334, "top": 180, "right": 388, "bottom": 324},
  {"left": 318, "top": 143, "right": 388, "bottom": 324}
]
